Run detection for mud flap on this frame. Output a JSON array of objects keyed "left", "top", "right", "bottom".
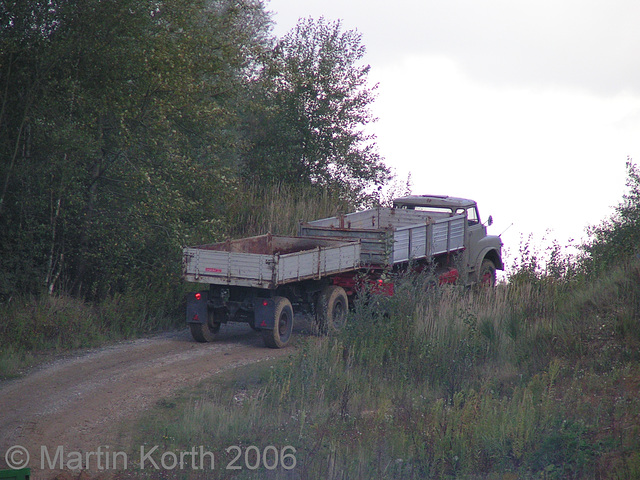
[
  {"left": 253, "top": 297, "right": 275, "bottom": 330},
  {"left": 186, "top": 291, "right": 209, "bottom": 324}
]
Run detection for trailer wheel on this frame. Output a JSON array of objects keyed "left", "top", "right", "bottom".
[
  {"left": 261, "top": 296, "right": 294, "bottom": 348},
  {"left": 190, "top": 321, "right": 220, "bottom": 343},
  {"left": 316, "top": 286, "right": 348, "bottom": 334},
  {"left": 479, "top": 259, "right": 497, "bottom": 287},
  {"left": 190, "top": 308, "right": 222, "bottom": 343}
]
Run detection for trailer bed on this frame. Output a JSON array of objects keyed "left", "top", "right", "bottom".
[{"left": 183, "top": 234, "right": 361, "bottom": 289}]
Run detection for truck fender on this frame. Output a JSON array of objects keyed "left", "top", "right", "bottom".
[
  {"left": 253, "top": 297, "right": 276, "bottom": 330},
  {"left": 186, "top": 291, "right": 209, "bottom": 324},
  {"left": 475, "top": 248, "right": 503, "bottom": 274}
]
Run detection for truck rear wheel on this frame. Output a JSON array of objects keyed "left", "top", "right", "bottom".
[
  {"left": 316, "top": 285, "right": 348, "bottom": 334},
  {"left": 261, "top": 296, "right": 294, "bottom": 348}
]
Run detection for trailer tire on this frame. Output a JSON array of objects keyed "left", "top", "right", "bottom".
[
  {"left": 190, "top": 321, "right": 220, "bottom": 343},
  {"left": 479, "top": 259, "right": 497, "bottom": 287},
  {"left": 316, "top": 285, "right": 348, "bottom": 334},
  {"left": 261, "top": 296, "right": 294, "bottom": 348},
  {"left": 190, "top": 307, "right": 223, "bottom": 343}
]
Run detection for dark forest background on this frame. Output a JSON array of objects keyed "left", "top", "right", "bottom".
[{"left": 0, "top": 0, "right": 390, "bottom": 303}]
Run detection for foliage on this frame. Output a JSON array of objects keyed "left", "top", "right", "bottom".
[
  {"left": 241, "top": 17, "right": 390, "bottom": 201},
  {"left": 0, "top": 0, "right": 273, "bottom": 299},
  {"left": 508, "top": 234, "right": 581, "bottom": 290},
  {"left": 0, "top": 289, "right": 182, "bottom": 378},
  {"left": 225, "top": 181, "right": 355, "bottom": 238},
  {"left": 0, "top": 2, "right": 391, "bottom": 303},
  {"left": 584, "top": 158, "right": 640, "bottom": 273}
]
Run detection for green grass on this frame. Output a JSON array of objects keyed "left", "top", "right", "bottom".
[
  {"left": 0, "top": 289, "right": 183, "bottom": 379},
  {"left": 132, "top": 261, "right": 640, "bottom": 479}
]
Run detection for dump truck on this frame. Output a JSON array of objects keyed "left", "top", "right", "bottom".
[{"left": 182, "top": 195, "right": 503, "bottom": 348}]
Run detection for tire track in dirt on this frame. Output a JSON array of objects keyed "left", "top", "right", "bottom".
[{"left": 0, "top": 324, "right": 296, "bottom": 478}]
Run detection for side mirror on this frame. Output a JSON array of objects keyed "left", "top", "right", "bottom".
[{"left": 487, "top": 215, "right": 493, "bottom": 226}]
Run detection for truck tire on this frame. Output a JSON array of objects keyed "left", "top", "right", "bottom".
[
  {"left": 316, "top": 285, "right": 348, "bottom": 334},
  {"left": 425, "top": 276, "right": 439, "bottom": 290},
  {"left": 190, "top": 321, "right": 220, "bottom": 343},
  {"left": 479, "top": 259, "right": 497, "bottom": 287},
  {"left": 190, "top": 308, "right": 222, "bottom": 342},
  {"left": 261, "top": 296, "right": 294, "bottom": 348}
]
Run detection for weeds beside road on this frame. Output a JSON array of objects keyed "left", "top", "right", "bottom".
[
  {"left": 136, "top": 262, "right": 640, "bottom": 479},
  {"left": 2, "top": 261, "right": 639, "bottom": 479},
  {"left": 0, "top": 290, "right": 182, "bottom": 379}
]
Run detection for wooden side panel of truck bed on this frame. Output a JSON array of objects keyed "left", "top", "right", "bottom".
[
  {"left": 300, "top": 209, "right": 466, "bottom": 267},
  {"left": 183, "top": 235, "right": 361, "bottom": 289}
]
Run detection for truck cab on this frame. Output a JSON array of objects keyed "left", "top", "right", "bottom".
[{"left": 393, "top": 195, "right": 503, "bottom": 284}]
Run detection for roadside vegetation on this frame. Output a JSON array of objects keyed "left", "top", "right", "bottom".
[
  {"left": 133, "top": 264, "right": 640, "bottom": 479},
  {"left": 131, "top": 161, "right": 640, "bottom": 479}
]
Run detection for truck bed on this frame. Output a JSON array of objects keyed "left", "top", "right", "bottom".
[
  {"left": 183, "top": 234, "right": 361, "bottom": 289},
  {"left": 299, "top": 207, "right": 466, "bottom": 267}
]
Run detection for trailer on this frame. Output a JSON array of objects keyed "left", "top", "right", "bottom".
[
  {"left": 183, "top": 195, "right": 503, "bottom": 348},
  {"left": 183, "top": 234, "right": 360, "bottom": 348},
  {"left": 183, "top": 234, "right": 361, "bottom": 289}
]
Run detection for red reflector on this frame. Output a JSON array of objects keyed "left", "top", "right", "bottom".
[
  {"left": 193, "top": 313, "right": 199, "bottom": 321},
  {"left": 262, "top": 300, "right": 269, "bottom": 306},
  {"left": 195, "top": 293, "right": 201, "bottom": 300}
]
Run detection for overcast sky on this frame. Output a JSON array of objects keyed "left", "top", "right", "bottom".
[{"left": 266, "top": 0, "right": 640, "bottom": 269}]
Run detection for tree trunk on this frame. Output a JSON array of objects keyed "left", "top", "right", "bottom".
[{"left": 71, "top": 159, "right": 101, "bottom": 296}]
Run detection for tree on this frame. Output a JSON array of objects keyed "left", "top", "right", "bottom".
[
  {"left": 0, "top": 0, "right": 273, "bottom": 298},
  {"left": 242, "top": 17, "right": 390, "bottom": 200},
  {"left": 583, "top": 157, "right": 640, "bottom": 272}
]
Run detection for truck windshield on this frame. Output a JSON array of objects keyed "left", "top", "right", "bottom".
[{"left": 396, "top": 205, "right": 456, "bottom": 216}]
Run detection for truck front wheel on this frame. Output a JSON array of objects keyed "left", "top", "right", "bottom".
[
  {"left": 479, "top": 259, "right": 497, "bottom": 287},
  {"left": 316, "top": 285, "right": 348, "bottom": 334},
  {"left": 261, "top": 296, "right": 294, "bottom": 348}
]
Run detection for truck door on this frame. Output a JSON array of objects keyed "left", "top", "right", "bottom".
[{"left": 463, "top": 207, "right": 486, "bottom": 276}]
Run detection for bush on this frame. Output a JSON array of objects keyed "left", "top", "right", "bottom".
[
  {"left": 0, "top": 289, "right": 182, "bottom": 378},
  {"left": 584, "top": 158, "right": 640, "bottom": 273}
]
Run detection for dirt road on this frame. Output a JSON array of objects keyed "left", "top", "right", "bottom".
[{"left": 0, "top": 324, "right": 296, "bottom": 479}]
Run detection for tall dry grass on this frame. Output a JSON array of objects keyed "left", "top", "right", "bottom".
[
  {"left": 0, "top": 288, "right": 183, "bottom": 378},
  {"left": 136, "top": 261, "right": 640, "bottom": 479},
  {"left": 224, "top": 182, "right": 355, "bottom": 238}
]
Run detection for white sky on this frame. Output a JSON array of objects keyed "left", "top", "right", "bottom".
[{"left": 266, "top": 0, "right": 640, "bottom": 270}]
